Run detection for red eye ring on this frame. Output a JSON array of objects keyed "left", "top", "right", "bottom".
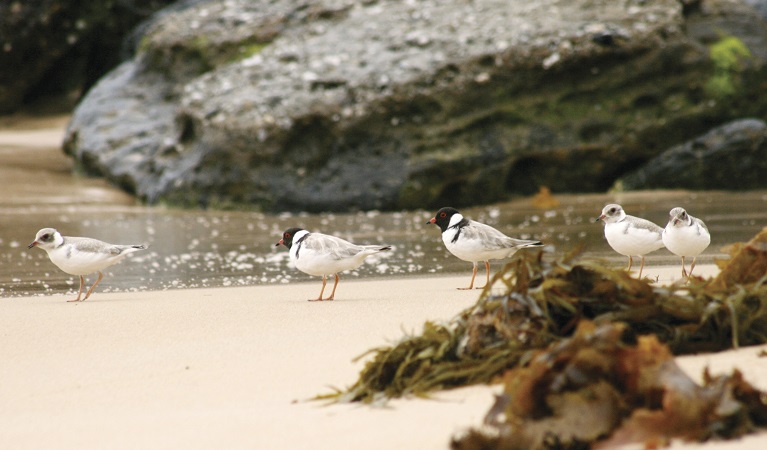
[
  {"left": 285, "top": 233, "right": 291, "bottom": 239},
  {"left": 440, "top": 212, "right": 446, "bottom": 218}
]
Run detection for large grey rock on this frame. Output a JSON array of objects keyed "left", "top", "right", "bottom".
[
  {"left": 63, "top": 0, "right": 767, "bottom": 211},
  {"left": 617, "top": 119, "right": 767, "bottom": 190}
]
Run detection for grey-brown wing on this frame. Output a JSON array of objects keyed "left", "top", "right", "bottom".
[
  {"left": 464, "top": 221, "right": 533, "bottom": 250},
  {"left": 694, "top": 217, "right": 709, "bottom": 234},
  {"left": 66, "top": 237, "right": 141, "bottom": 255},
  {"left": 627, "top": 216, "right": 663, "bottom": 234},
  {"left": 65, "top": 236, "right": 117, "bottom": 254},
  {"left": 303, "top": 233, "right": 363, "bottom": 259}
]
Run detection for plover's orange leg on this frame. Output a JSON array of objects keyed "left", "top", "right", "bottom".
[
  {"left": 325, "top": 274, "right": 339, "bottom": 301},
  {"left": 458, "top": 263, "right": 478, "bottom": 290},
  {"left": 83, "top": 271, "right": 104, "bottom": 301},
  {"left": 309, "top": 276, "right": 327, "bottom": 302},
  {"left": 68, "top": 275, "right": 86, "bottom": 302},
  {"left": 688, "top": 257, "right": 697, "bottom": 278},
  {"left": 475, "top": 261, "right": 491, "bottom": 290}
]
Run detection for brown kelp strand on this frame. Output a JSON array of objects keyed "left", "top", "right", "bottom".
[
  {"left": 451, "top": 322, "right": 767, "bottom": 450},
  {"left": 324, "top": 228, "right": 767, "bottom": 404}
]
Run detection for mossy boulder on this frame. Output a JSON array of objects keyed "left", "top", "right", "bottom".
[{"left": 63, "top": 0, "right": 767, "bottom": 211}]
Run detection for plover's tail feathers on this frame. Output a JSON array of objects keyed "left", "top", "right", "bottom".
[
  {"left": 511, "top": 239, "right": 543, "bottom": 249},
  {"left": 114, "top": 243, "right": 149, "bottom": 255},
  {"left": 361, "top": 244, "right": 392, "bottom": 255}
]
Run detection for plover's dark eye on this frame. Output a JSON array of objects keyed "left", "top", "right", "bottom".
[
  {"left": 41, "top": 234, "right": 49, "bottom": 240},
  {"left": 284, "top": 232, "right": 291, "bottom": 239},
  {"left": 609, "top": 208, "right": 616, "bottom": 214},
  {"left": 439, "top": 212, "right": 447, "bottom": 218}
]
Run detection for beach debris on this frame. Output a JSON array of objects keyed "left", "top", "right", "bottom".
[
  {"left": 322, "top": 227, "right": 767, "bottom": 404},
  {"left": 530, "top": 186, "right": 560, "bottom": 209},
  {"left": 450, "top": 321, "right": 767, "bottom": 450},
  {"left": 713, "top": 226, "right": 767, "bottom": 289}
]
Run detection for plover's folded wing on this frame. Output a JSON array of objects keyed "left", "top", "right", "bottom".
[
  {"left": 468, "top": 221, "right": 541, "bottom": 250},
  {"left": 300, "top": 233, "right": 363, "bottom": 260},
  {"left": 693, "top": 217, "right": 709, "bottom": 234}
]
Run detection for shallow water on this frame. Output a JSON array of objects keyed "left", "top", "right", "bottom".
[{"left": 1, "top": 116, "right": 766, "bottom": 298}]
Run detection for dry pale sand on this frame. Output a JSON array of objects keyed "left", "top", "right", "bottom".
[{"left": 2, "top": 265, "right": 767, "bottom": 450}]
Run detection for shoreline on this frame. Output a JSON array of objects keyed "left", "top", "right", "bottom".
[
  {"left": 0, "top": 253, "right": 729, "bottom": 298},
  {"left": 4, "top": 266, "right": 767, "bottom": 449},
  {"left": 2, "top": 113, "right": 762, "bottom": 302}
]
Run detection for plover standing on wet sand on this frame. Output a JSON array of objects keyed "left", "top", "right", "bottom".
[
  {"left": 662, "top": 207, "right": 711, "bottom": 278},
  {"left": 427, "top": 207, "right": 543, "bottom": 290},
  {"left": 28, "top": 228, "right": 148, "bottom": 302},
  {"left": 595, "top": 204, "right": 665, "bottom": 278},
  {"left": 276, "top": 227, "right": 392, "bottom": 301}
]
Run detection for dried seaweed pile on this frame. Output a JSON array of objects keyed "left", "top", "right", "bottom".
[
  {"left": 323, "top": 228, "right": 767, "bottom": 404},
  {"left": 451, "top": 321, "right": 767, "bottom": 450}
]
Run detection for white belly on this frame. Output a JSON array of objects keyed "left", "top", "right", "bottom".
[
  {"left": 47, "top": 247, "right": 127, "bottom": 276},
  {"left": 663, "top": 226, "right": 710, "bottom": 257},
  {"left": 292, "top": 250, "right": 367, "bottom": 276},
  {"left": 442, "top": 231, "right": 516, "bottom": 263},
  {"left": 604, "top": 222, "right": 663, "bottom": 257}
]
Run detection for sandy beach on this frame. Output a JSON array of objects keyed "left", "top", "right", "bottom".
[
  {"left": 3, "top": 263, "right": 767, "bottom": 450},
  {"left": 4, "top": 111, "right": 767, "bottom": 449}
]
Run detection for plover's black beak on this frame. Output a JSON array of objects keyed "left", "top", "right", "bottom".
[
  {"left": 275, "top": 239, "right": 284, "bottom": 247},
  {"left": 28, "top": 241, "right": 38, "bottom": 249},
  {"left": 427, "top": 218, "right": 436, "bottom": 225},
  {"left": 594, "top": 215, "right": 605, "bottom": 223}
]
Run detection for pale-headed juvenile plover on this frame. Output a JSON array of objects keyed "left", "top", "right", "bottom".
[
  {"left": 595, "top": 204, "right": 665, "bottom": 278},
  {"left": 28, "top": 228, "right": 148, "bottom": 302},
  {"left": 662, "top": 207, "right": 710, "bottom": 278}
]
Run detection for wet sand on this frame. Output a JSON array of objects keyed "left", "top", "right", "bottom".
[
  {"left": 4, "top": 114, "right": 767, "bottom": 298},
  {"left": 2, "top": 116, "right": 767, "bottom": 448},
  {"left": 0, "top": 114, "right": 136, "bottom": 207}
]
